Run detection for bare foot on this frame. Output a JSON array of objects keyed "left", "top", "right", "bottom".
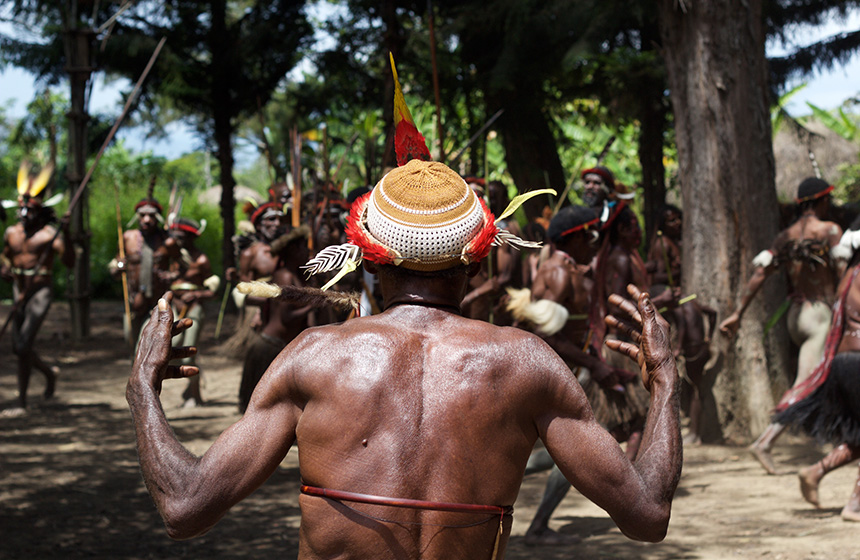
[
  {"left": 523, "top": 528, "right": 581, "bottom": 546},
  {"left": 798, "top": 466, "right": 822, "bottom": 507},
  {"left": 44, "top": 366, "right": 60, "bottom": 399},
  {"left": 841, "top": 506, "right": 860, "bottom": 522},
  {"left": 683, "top": 433, "right": 702, "bottom": 446},
  {"left": 182, "top": 398, "right": 203, "bottom": 409},
  {"left": 1, "top": 407, "right": 27, "bottom": 418},
  {"left": 749, "top": 443, "right": 781, "bottom": 475}
]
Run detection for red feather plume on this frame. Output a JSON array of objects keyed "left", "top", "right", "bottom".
[
  {"left": 390, "top": 54, "right": 432, "bottom": 166},
  {"left": 345, "top": 193, "right": 395, "bottom": 265},
  {"left": 465, "top": 199, "right": 498, "bottom": 263}
]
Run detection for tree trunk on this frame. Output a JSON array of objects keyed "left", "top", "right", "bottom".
[
  {"left": 211, "top": 0, "right": 236, "bottom": 270},
  {"left": 63, "top": 11, "right": 94, "bottom": 340},
  {"left": 638, "top": 96, "right": 667, "bottom": 245},
  {"left": 658, "top": 0, "right": 791, "bottom": 442},
  {"left": 489, "top": 89, "right": 564, "bottom": 220},
  {"left": 638, "top": 24, "right": 668, "bottom": 246}
]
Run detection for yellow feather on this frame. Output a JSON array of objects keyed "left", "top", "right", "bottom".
[
  {"left": 321, "top": 260, "right": 358, "bottom": 291},
  {"left": 390, "top": 53, "right": 414, "bottom": 127},
  {"left": 29, "top": 163, "right": 54, "bottom": 198},
  {"left": 495, "top": 189, "right": 557, "bottom": 223},
  {"left": 17, "top": 161, "right": 31, "bottom": 196}
]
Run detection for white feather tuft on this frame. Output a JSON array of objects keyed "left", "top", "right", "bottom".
[
  {"left": 505, "top": 288, "right": 569, "bottom": 335},
  {"left": 752, "top": 249, "right": 774, "bottom": 269},
  {"left": 237, "top": 281, "right": 282, "bottom": 299}
]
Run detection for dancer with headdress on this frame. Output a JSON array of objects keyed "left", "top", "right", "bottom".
[
  {"left": 109, "top": 177, "right": 171, "bottom": 347},
  {"left": 166, "top": 216, "right": 219, "bottom": 407},
  {"left": 720, "top": 177, "right": 847, "bottom": 474},
  {"left": 1, "top": 162, "right": 73, "bottom": 416},
  {"left": 506, "top": 204, "right": 640, "bottom": 545},
  {"left": 775, "top": 221, "right": 860, "bottom": 522}
]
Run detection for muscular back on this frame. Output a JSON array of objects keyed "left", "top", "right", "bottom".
[
  {"left": 772, "top": 215, "right": 843, "bottom": 303},
  {"left": 255, "top": 305, "right": 587, "bottom": 559}
]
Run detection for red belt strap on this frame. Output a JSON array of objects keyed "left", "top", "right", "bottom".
[{"left": 300, "top": 484, "right": 513, "bottom": 515}]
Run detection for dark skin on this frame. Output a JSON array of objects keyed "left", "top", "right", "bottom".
[
  {"left": 719, "top": 196, "right": 843, "bottom": 474},
  {"left": 646, "top": 209, "right": 682, "bottom": 287},
  {"left": 128, "top": 267, "right": 682, "bottom": 558},
  {"left": 168, "top": 229, "right": 215, "bottom": 406},
  {"left": 796, "top": 264, "right": 860, "bottom": 521},
  {"left": 645, "top": 208, "right": 717, "bottom": 444},
  {"left": 2, "top": 204, "right": 74, "bottom": 411},
  {"left": 719, "top": 196, "right": 844, "bottom": 337},
  {"left": 167, "top": 230, "right": 215, "bottom": 314},
  {"left": 2, "top": 205, "right": 74, "bottom": 289},
  {"left": 530, "top": 230, "right": 625, "bottom": 386},
  {"left": 462, "top": 182, "right": 523, "bottom": 324},
  {"left": 109, "top": 208, "right": 171, "bottom": 316}
]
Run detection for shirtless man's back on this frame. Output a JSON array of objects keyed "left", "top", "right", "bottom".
[
  {"left": 720, "top": 177, "right": 846, "bottom": 474},
  {"left": 127, "top": 158, "right": 681, "bottom": 560}
]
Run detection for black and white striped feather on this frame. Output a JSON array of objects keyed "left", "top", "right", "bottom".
[
  {"left": 492, "top": 229, "right": 543, "bottom": 250},
  {"left": 301, "top": 243, "right": 362, "bottom": 277}
]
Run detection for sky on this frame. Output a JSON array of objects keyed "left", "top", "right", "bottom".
[{"left": 1, "top": 9, "right": 859, "bottom": 167}]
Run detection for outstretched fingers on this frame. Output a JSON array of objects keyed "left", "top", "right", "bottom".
[
  {"left": 171, "top": 318, "right": 194, "bottom": 337},
  {"left": 605, "top": 338, "right": 640, "bottom": 362},
  {"left": 605, "top": 314, "right": 641, "bottom": 344},
  {"left": 608, "top": 292, "right": 643, "bottom": 326},
  {"left": 165, "top": 364, "right": 199, "bottom": 379}
]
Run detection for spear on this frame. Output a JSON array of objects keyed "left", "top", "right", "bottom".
[
  {"left": 447, "top": 109, "right": 504, "bottom": 168},
  {"left": 113, "top": 181, "right": 133, "bottom": 346},
  {"left": 0, "top": 36, "right": 167, "bottom": 343}
]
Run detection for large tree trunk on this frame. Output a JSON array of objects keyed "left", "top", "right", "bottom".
[
  {"left": 638, "top": 24, "right": 668, "bottom": 246},
  {"left": 63, "top": 10, "right": 94, "bottom": 340},
  {"left": 658, "top": 0, "right": 791, "bottom": 442},
  {"left": 489, "top": 89, "right": 563, "bottom": 220},
  {"left": 211, "top": 0, "right": 236, "bottom": 270},
  {"left": 638, "top": 94, "right": 667, "bottom": 244}
]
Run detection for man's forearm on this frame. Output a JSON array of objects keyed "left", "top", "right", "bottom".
[
  {"left": 127, "top": 376, "right": 204, "bottom": 538},
  {"left": 634, "top": 368, "right": 682, "bottom": 507}
]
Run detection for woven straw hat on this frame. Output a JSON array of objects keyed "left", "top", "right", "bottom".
[{"left": 358, "top": 160, "right": 491, "bottom": 271}]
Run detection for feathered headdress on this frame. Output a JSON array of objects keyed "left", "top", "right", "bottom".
[
  {"left": 296, "top": 56, "right": 553, "bottom": 292},
  {"left": 3, "top": 161, "right": 63, "bottom": 212},
  {"left": 131, "top": 176, "right": 164, "bottom": 223},
  {"left": 17, "top": 161, "right": 54, "bottom": 200}
]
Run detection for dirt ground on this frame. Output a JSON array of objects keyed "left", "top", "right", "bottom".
[{"left": 2, "top": 300, "right": 859, "bottom": 560}]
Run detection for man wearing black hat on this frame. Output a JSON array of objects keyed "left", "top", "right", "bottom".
[{"left": 720, "top": 177, "right": 847, "bottom": 474}]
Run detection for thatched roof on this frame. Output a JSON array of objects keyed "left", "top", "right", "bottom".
[{"left": 773, "top": 119, "right": 859, "bottom": 201}]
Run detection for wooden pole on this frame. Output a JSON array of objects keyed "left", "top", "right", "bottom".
[{"left": 427, "top": 0, "right": 444, "bottom": 162}]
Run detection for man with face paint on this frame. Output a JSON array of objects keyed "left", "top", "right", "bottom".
[
  {"left": 1, "top": 163, "right": 73, "bottom": 415},
  {"left": 109, "top": 192, "right": 171, "bottom": 347}
]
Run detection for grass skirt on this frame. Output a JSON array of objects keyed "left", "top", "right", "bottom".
[{"left": 774, "top": 351, "right": 860, "bottom": 447}]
